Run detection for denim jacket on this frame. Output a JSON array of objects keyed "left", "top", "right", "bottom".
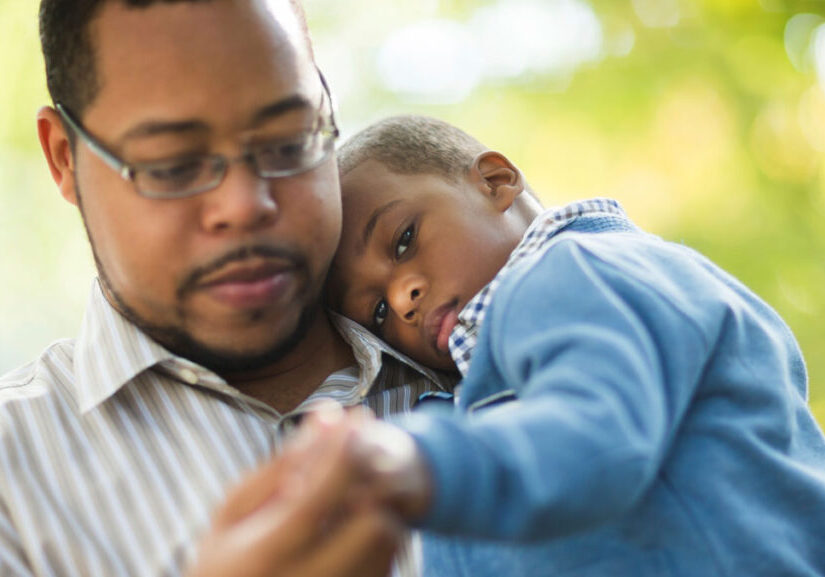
[{"left": 398, "top": 208, "right": 825, "bottom": 576}]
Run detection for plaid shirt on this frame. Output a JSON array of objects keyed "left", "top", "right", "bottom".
[{"left": 448, "top": 198, "right": 626, "bottom": 376}]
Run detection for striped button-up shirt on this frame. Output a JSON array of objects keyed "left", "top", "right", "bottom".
[{"left": 0, "top": 280, "right": 454, "bottom": 577}]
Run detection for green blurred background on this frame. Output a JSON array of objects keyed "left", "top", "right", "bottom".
[{"left": 1, "top": 0, "right": 823, "bottom": 423}]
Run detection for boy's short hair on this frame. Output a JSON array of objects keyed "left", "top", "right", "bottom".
[{"left": 337, "top": 115, "right": 488, "bottom": 182}]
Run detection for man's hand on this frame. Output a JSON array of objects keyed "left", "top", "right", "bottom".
[{"left": 186, "top": 410, "right": 403, "bottom": 577}]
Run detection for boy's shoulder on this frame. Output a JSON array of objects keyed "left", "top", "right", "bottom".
[
  {"left": 491, "top": 227, "right": 735, "bottom": 334},
  {"left": 504, "top": 227, "right": 664, "bottom": 286},
  {"left": 501, "top": 201, "right": 665, "bottom": 288},
  {"left": 507, "top": 221, "right": 721, "bottom": 288}
]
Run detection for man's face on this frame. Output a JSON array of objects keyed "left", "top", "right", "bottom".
[
  {"left": 327, "top": 160, "right": 516, "bottom": 371},
  {"left": 67, "top": 0, "right": 342, "bottom": 372}
]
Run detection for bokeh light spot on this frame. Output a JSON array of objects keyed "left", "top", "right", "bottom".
[{"left": 377, "top": 19, "right": 482, "bottom": 104}]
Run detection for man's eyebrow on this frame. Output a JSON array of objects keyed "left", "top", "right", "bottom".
[
  {"left": 120, "top": 120, "right": 208, "bottom": 142},
  {"left": 118, "top": 95, "right": 314, "bottom": 143},
  {"left": 362, "top": 199, "right": 403, "bottom": 252},
  {"left": 249, "top": 94, "right": 314, "bottom": 126}
]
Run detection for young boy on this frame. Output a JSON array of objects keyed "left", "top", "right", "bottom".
[{"left": 320, "top": 115, "right": 825, "bottom": 576}]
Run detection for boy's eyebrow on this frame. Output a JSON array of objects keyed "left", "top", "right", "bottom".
[{"left": 361, "top": 199, "right": 403, "bottom": 251}]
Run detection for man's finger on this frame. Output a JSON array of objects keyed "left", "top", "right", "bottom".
[
  {"left": 212, "top": 443, "right": 316, "bottom": 528},
  {"left": 301, "top": 507, "right": 403, "bottom": 577},
  {"left": 239, "top": 422, "right": 372, "bottom": 558}
]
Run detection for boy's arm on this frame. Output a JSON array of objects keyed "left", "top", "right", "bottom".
[{"left": 399, "top": 237, "right": 713, "bottom": 540}]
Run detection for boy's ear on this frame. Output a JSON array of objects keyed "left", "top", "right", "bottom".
[
  {"left": 470, "top": 151, "right": 524, "bottom": 213},
  {"left": 37, "top": 106, "right": 79, "bottom": 206}
]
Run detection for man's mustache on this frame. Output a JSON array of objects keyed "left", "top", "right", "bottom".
[{"left": 177, "top": 244, "right": 307, "bottom": 299}]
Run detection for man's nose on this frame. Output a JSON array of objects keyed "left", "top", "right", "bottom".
[
  {"left": 387, "top": 272, "right": 428, "bottom": 324},
  {"left": 200, "top": 163, "right": 278, "bottom": 234}
]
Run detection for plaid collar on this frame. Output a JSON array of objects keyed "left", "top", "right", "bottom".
[{"left": 448, "top": 198, "right": 627, "bottom": 376}]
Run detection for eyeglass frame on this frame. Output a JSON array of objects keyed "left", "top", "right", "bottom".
[{"left": 55, "top": 69, "right": 340, "bottom": 199}]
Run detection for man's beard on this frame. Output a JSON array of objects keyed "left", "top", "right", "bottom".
[
  {"left": 102, "top": 273, "right": 318, "bottom": 374},
  {"left": 76, "top": 186, "right": 319, "bottom": 375}
]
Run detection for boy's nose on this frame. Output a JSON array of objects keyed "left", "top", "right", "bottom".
[{"left": 387, "top": 273, "right": 428, "bottom": 324}]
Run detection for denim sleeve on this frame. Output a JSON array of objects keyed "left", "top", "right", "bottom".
[{"left": 400, "top": 237, "right": 712, "bottom": 540}]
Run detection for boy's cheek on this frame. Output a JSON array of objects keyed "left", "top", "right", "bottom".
[
  {"left": 393, "top": 327, "right": 424, "bottom": 354},
  {"left": 388, "top": 327, "right": 453, "bottom": 371}
]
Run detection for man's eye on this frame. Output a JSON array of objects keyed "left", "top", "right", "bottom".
[
  {"left": 266, "top": 139, "right": 307, "bottom": 158},
  {"left": 395, "top": 224, "right": 415, "bottom": 259},
  {"left": 373, "top": 299, "right": 388, "bottom": 328},
  {"left": 256, "top": 135, "right": 314, "bottom": 166},
  {"left": 145, "top": 159, "right": 203, "bottom": 185}
]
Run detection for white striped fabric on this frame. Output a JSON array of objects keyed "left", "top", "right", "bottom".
[{"left": 0, "top": 281, "right": 455, "bottom": 577}]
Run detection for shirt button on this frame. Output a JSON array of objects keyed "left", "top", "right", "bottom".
[{"left": 179, "top": 368, "right": 199, "bottom": 385}]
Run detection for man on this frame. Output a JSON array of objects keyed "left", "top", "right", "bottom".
[{"left": 0, "top": 0, "right": 452, "bottom": 575}]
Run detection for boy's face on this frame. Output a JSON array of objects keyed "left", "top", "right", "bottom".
[{"left": 327, "top": 159, "right": 518, "bottom": 371}]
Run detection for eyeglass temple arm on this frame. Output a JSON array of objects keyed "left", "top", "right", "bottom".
[
  {"left": 316, "top": 67, "right": 340, "bottom": 136},
  {"left": 55, "top": 103, "right": 133, "bottom": 180}
]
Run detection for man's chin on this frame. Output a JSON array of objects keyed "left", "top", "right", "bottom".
[
  {"left": 153, "top": 306, "right": 316, "bottom": 376},
  {"left": 95, "top": 269, "right": 319, "bottom": 377},
  {"left": 175, "top": 341, "right": 298, "bottom": 376},
  {"left": 110, "top": 299, "right": 317, "bottom": 377}
]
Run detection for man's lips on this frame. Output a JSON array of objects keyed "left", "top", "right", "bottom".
[
  {"left": 196, "top": 259, "right": 297, "bottom": 308},
  {"left": 425, "top": 300, "right": 459, "bottom": 355}
]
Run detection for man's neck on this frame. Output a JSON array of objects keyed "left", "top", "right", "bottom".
[{"left": 224, "top": 312, "right": 356, "bottom": 414}]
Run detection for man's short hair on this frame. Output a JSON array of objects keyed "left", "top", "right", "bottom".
[
  {"left": 336, "top": 115, "right": 489, "bottom": 183},
  {"left": 39, "top": 0, "right": 311, "bottom": 119}
]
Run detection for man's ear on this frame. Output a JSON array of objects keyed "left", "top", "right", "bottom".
[
  {"left": 470, "top": 151, "right": 524, "bottom": 213},
  {"left": 37, "top": 106, "right": 79, "bottom": 206}
]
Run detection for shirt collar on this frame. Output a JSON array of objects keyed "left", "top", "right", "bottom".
[
  {"left": 72, "top": 280, "right": 449, "bottom": 414},
  {"left": 330, "top": 312, "right": 453, "bottom": 396},
  {"left": 448, "top": 198, "right": 627, "bottom": 376},
  {"left": 73, "top": 279, "right": 177, "bottom": 413}
]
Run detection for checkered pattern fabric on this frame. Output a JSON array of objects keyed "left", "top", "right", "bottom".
[{"left": 448, "top": 198, "right": 626, "bottom": 376}]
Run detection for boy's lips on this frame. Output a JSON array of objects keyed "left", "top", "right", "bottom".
[{"left": 426, "top": 301, "right": 460, "bottom": 354}]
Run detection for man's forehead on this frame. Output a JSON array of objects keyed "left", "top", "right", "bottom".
[
  {"left": 262, "top": 0, "right": 311, "bottom": 50},
  {"left": 86, "top": 0, "right": 316, "bottom": 133},
  {"left": 90, "top": 0, "right": 309, "bottom": 74}
]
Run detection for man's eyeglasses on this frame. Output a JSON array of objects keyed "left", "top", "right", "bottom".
[{"left": 56, "top": 71, "right": 340, "bottom": 200}]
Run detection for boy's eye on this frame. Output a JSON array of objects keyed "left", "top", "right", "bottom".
[
  {"left": 373, "top": 299, "right": 388, "bottom": 328},
  {"left": 395, "top": 224, "right": 415, "bottom": 259}
]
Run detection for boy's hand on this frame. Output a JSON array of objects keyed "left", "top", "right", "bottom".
[{"left": 299, "top": 404, "right": 434, "bottom": 522}]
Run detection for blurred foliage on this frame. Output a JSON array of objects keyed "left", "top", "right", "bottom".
[{"left": 1, "top": 0, "right": 823, "bottom": 424}]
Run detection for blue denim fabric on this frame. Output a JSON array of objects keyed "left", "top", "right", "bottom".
[{"left": 398, "top": 210, "right": 825, "bottom": 576}]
